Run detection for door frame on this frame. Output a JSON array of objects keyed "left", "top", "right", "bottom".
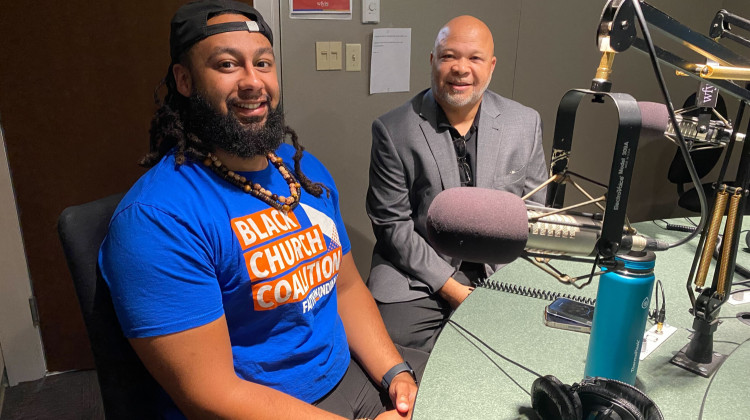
[
  {"left": 254, "top": 0, "right": 282, "bottom": 88},
  {"left": 0, "top": 121, "right": 46, "bottom": 386}
]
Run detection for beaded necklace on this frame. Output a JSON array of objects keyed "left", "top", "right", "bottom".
[{"left": 203, "top": 152, "right": 301, "bottom": 212}]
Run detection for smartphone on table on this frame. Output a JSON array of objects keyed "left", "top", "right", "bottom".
[{"left": 543, "top": 297, "right": 594, "bottom": 333}]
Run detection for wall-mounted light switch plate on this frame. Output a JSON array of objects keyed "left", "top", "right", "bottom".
[
  {"left": 346, "top": 43, "right": 361, "bottom": 71},
  {"left": 329, "top": 41, "right": 342, "bottom": 70},
  {"left": 316, "top": 41, "right": 329, "bottom": 70}
]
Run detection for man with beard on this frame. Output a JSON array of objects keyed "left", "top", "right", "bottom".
[
  {"left": 366, "top": 16, "right": 548, "bottom": 352},
  {"left": 99, "top": 2, "right": 424, "bottom": 419}
]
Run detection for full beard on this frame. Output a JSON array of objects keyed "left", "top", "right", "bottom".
[{"left": 185, "top": 93, "right": 285, "bottom": 158}]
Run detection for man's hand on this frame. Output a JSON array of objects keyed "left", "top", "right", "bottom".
[
  {"left": 437, "top": 277, "right": 474, "bottom": 309},
  {"left": 380, "top": 371, "right": 418, "bottom": 418}
]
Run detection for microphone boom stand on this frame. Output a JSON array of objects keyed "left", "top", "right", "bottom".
[
  {"left": 594, "top": 0, "right": 750, "bottom": 377},
  {"left": 549, "top": 0, "right": 750, "bottom": 380},
  {"left": 672, "top": 97, "right": 750, "bottom": 377}
]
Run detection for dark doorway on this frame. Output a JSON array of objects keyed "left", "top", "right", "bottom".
[{"left": 0, "top": 1, "right": 189, "bottom": 371}]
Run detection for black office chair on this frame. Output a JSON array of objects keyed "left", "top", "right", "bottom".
[
  {"left": 667, "top": 146, "right": 725, "bottom": 212},
  {"left": 58, "top": 193, "right": 160, "bottom": 419}
]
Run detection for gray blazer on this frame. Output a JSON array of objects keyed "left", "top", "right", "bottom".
[{"left": 366, "top": 88, "right": 547, "bottom": 303}]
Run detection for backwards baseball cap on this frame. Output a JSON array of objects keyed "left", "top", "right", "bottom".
[{"left": 169, "top": 0, "right": 273, "bottom": 62}]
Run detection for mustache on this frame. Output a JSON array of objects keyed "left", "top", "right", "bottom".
[{"left": 227, "top": 94, "right": 271, "bottom": 106}]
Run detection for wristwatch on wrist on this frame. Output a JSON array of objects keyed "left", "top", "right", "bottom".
[{"left": 381, "top": 361, "right": 417, "bottom": 390}]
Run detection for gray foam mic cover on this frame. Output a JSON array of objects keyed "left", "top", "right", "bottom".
[
  {"left": 426, "top": 187, "right": 528, "bottom": 264},
  {"left": 637, "top": 101, "right": 670, "bottom": 140}
]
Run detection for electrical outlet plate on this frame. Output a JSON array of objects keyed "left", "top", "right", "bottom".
[{"left": 640, "top": 323, "right": 677, "bottom": 360}]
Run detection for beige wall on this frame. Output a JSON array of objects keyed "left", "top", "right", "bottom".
[
  {"left": 280, "top": 1, "right": 528, "bottom": 275},
  {"left": 279, "top": 0, "right": 750, "bottom": 276}
]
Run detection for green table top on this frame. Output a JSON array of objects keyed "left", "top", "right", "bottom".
[{"left": 413, "top": 220, "right": 750, "bottom": 420}]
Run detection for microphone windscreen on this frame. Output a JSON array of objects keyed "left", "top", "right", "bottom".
[
  {"left": 638, "top": 101, "right": 670, "bottom": 140},
  {"left": 426, "top": 187, "right": 528, "bottom": 264}
]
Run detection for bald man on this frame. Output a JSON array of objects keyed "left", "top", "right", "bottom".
[{"left": 366, "top": 16, "right": 548, "bottom": 352}]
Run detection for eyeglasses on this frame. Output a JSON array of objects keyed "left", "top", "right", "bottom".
[{"left": 453, "top": 137, "right": 473, "bottom": 187}]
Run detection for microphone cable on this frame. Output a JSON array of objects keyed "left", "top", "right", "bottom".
[
  {"left": 629, "top": 0, "right": 708, "bottom": 249},
  {"left": 663, "top": 216, "right": 698, "bottom": 233},
  {"left": 446, "top": 319, "right": 543, "bottom": 396},
  {"left": 648, "top": 279, "right": 668, "bottom": 333},
  {"left": 476, "top": 278, "right": 596, "bottom": 305},
  {"left": 665, "top": 223, "right": 698, "bottom": 233}
]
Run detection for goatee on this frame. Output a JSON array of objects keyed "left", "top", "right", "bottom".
[{"left": 185, "top": 93, "right": 285, "bottom": 158}]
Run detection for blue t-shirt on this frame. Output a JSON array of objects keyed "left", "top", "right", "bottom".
[{"left": 99, "top": 144, "right": 351, "bottom": 411}]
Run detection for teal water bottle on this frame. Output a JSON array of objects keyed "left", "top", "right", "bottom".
[{"left": 584, "top": 251, "right": 656, "bottom": 385}]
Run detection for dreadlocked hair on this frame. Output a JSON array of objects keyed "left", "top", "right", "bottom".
[
  {"left": 285, "top": 125, "right": 330, "bottom": 198},
  {"left": 141, "top": 67, "right": 330, "bottom": 200},
  {"left": 140, "top": 70, "right": 210, "bottom": 168}
]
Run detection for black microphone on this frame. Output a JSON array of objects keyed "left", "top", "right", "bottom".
[
  {"left": 426, "top": 188, "right": 669, "bottom": 264},
  {"left": 638, "top": 101, "right": 744, "bottom": 145}
]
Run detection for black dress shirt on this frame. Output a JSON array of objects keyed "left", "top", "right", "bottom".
[{"left": 436, "top": 105, "right": 481, "bottom": 187}]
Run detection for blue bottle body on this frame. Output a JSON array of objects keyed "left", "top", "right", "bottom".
[{"left": 584, "top": 251, "right": 656, "bottom": 385}]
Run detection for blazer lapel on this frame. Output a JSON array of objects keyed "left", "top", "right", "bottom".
[
  {"left": 419, "top": 90, "right": 461, "bottom": 189},
  {"left": 476, "top": 95, "right": 506, "bottom": 188}
]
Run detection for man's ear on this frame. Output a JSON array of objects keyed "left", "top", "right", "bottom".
[{"left": 173, "top": 63, "right": 192, "bottom": 97}]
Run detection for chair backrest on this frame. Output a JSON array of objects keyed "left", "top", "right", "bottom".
[
  {"left": 666, "top": 147, "right": 725, "bottom": 185},
  {"left": 665, "top": 92, "right": 731, "bottom": 213},
  {"left": 58, "top": 192, "right": 160, "bottom": 419}
]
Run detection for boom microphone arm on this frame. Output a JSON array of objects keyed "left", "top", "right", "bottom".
[{"left": 596, "top": 0, "right": 750, "bottom": 377}]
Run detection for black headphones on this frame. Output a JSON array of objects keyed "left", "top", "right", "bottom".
[{"left": 531, "top": 375, "right": 664, "bottom": 420}]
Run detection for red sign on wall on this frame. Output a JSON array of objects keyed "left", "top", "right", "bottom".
[{"left": 291, "top": 0, "right": 351, "bottom": 13}]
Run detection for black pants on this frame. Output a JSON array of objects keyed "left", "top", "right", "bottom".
[
  {"left": 376, "top": 265, "right": 484, "bottom": 353},
  {"left": 377, "top": 295, "right": 453, "bottom": 353},
  {"left": 314, "top": 345, "right": 429, "bottom": 419}
]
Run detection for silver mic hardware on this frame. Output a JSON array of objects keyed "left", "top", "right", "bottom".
[
  {"left": 665, "top": 113, "right": 745, "bottom": 146},
  {"left": 526, "top": 206, "right": 669, "bottom": 257},
  {"left": 526, "top": 210, "right": 601, "bottom": 256}
]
